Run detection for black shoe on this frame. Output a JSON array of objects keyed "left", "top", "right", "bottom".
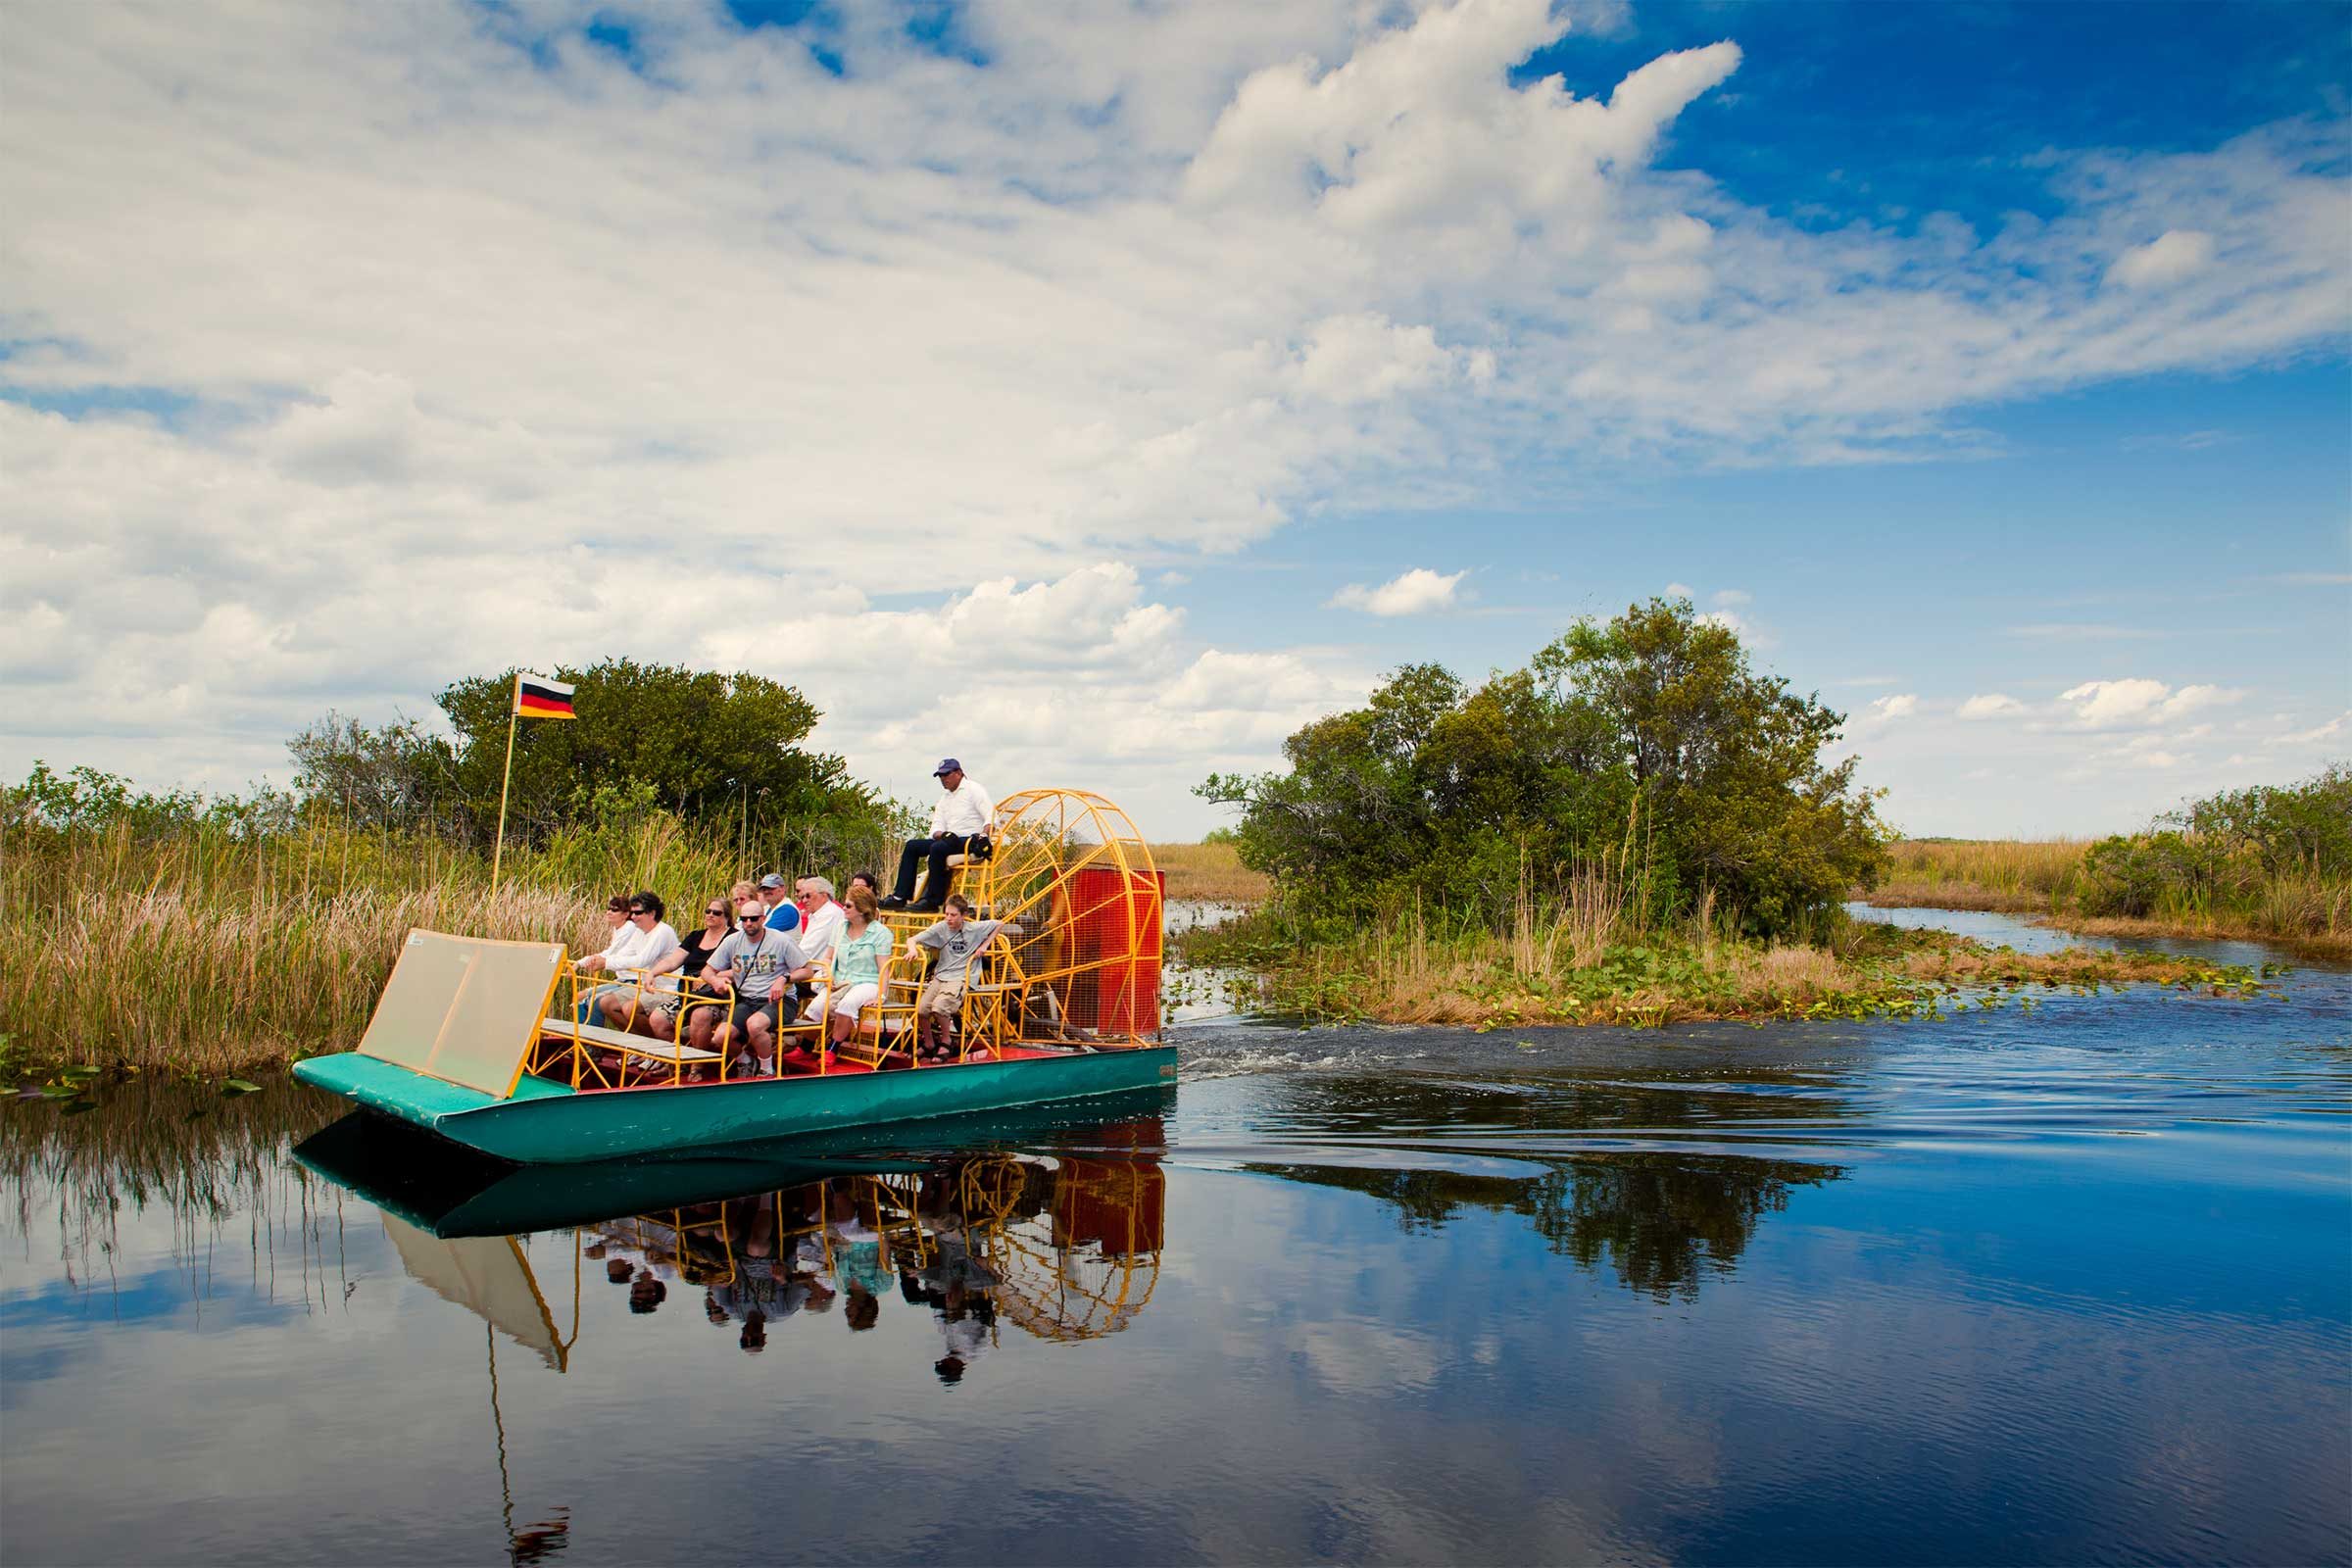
[
  {"left": 880, "top": 894, "right": 906, "bottom": 909},
  {"left": 908, "top": 902, "right": 941, "bottom": 914}
]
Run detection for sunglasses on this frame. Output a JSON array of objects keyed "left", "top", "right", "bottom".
[
  {"left": 629, "top": 907, "right": 653, "bottom": 916},
  {"left": 705, "top": 906, "right": 727, "bottom": 917},
  {"left": 739, "top": 912, "right": 763, "bottom": 925}
]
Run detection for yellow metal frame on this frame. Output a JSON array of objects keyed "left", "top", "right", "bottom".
[
  {"left": 503, "top": 789, "right": 1160, "bottom": 1095},
  {"left": 530, "top": 956, "right": 841, "bottom": 1088},
  {"left": 964, "top": 789, "right": 1162, "bottom": 1049}
]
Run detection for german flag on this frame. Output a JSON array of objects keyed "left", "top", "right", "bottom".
[{"left": 514, "top": 672, "right": 576, "bottom": 720}]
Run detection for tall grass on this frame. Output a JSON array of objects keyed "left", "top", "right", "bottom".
[
  {"left": 1865, "top": 837, "right": 2349, "bottom": 955},
  {"left": 0, "top": 810, "right": 896, "bottom": 1071},
  {"left": 1189, "top": 849, "right": 1865, "bottom": 1027},
  {"left": 1870, "top": 839, "right": 2091, "bottom": 909},
  {"left": 1149, "top": 841, "right": 1272, "bottom": 905},
  {"left": 1183, "top": 844, "right": 2270, "bottom": 1029}
]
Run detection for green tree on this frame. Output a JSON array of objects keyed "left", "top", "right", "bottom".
[
  {"left": 433, "top": 659, "right": 883, "bottom": 850},
  {"left": 1201, "top": 598, "right": 1886, "bottom": 934},
  {"left": 285, "top": 711, "right": 461, "bottom": 834}
]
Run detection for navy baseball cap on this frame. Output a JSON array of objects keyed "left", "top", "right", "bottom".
[{"left": 933, "top": 758, "right": 962, "bottom": 776}]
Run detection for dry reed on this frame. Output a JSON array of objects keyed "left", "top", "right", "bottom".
[
  {"left": 1190, "top": 848, "right": 2272, "bottom": 1030},
  {"left": 1150, "top": 841, "right": 1273, "bottom": 905},
  {"left": 1, "top": 811, "right": 894, "bottom": 1071},
  {"left": 1860, "top": 838, "right": 2349, "bottom": 956}
]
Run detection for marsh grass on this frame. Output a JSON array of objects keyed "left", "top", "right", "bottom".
[
  {"left": 1866, "top": 839, "right": 2090, "bottom": 911},
  {"left": 1861, "top": 838, "right": 2350, "bottom": 956},
  {"left": 1, "top": 811, "right": 894, "bottom": 1072},
  {"left": 1150, "top": 841, "right": 1272, "bottom": 905},
  {"left": 1183, "top": 863, "right": 2275, "bottom": 1030}
]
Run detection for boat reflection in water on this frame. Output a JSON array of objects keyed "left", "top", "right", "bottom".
[
  {"left": 598, "top": 1138, "right": 1163, "bottom": 1376},
  {"left": 293, "top": 1091, "right": 1173, "bottom": 1383}
]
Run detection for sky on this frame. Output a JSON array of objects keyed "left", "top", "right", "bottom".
[{"left": 3, "top": 0, "right": 2347, "bottom": 841}]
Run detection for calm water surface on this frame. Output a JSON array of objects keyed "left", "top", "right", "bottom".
[{"left": 5, "top": 909, "right": 2347, "bottom": 1565}]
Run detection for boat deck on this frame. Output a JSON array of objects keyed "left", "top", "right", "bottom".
[{"left": 532, "top": 1037, "right": 1075, "bottom": 1094}]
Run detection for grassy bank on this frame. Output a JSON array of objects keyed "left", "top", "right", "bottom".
[
  {"left": 1151, "top": 840, "right": 1272, "bottom": 906},
  {"left": 0, "top": 811, "right": 892, "bottom": 1076},
  {"left": 1178, "top": 897, "right": 2277, "bottom": 1029},
  {"left": 1863, "top": 838, "right": 2351, "bottom": 959}
]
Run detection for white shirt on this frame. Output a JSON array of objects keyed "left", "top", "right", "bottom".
[
  {"left": 928, "top": 777, "right": 994, "bottom": 838},
  {"left": 604, "top": 919, "right": 680, "bottom": 979},
  {"left": 798, "top": 899, "right": 847, "bottom": 964}
]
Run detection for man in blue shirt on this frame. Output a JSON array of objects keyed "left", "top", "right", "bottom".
[{"left": 758, "top": 872, "right": 802, "bottom": 934}]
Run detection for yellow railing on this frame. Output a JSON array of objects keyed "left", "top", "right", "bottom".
[{"left": 530, "top": 956, "right": 838, "bottom": 1088}]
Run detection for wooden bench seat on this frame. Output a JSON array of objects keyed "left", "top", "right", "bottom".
[{"left": 541, "top": 1016, "right": 725, "bottom": 1063}]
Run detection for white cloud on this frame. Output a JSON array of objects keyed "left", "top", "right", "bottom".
[
  {"left": 1866, "top": 693, "right": 1919, "bottom": 722},
  {"left": 1710, "top": 588, "right": 1751, "bottom": 608},
  {"left": 1293, "top": 314, "right": 1478, "bottom": 404},
  {"left": 1957, "top": 693, "right": 2026, "bottom": 719},
  {"left": 1328, "top": 567, "right": 1468, "bottom": 615},
  {"left": 1693, "top": 607, "right": 1776, "bottom": 648},
  {"left": 2057, "top": 678, "right": 2242, "bottom": 728},
  {"left": 2107, "top": 228, "right": 2217, "bottom": 289},
  {"left": 1665, "top": 582, "right": 1694, "bottom": 599},
  {"left": 2265, "top": 710, "right": 2348, "bottom": 747},
  {"left": 2154, "top": 683, "right": 2240, "bottom": 720}
]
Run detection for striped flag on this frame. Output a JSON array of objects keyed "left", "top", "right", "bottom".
[{"left": 514, "top": 672, "right": 576, "bottom": 720}]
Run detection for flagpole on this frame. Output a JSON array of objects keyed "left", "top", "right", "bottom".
[{"left": 491, "top": 677, "right": 519, "bottom": 896}]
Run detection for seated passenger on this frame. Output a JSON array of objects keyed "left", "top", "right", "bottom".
[
  {"left": 756, "top": 872, "right": 802, "bottom": 934},
  {"left": 639, "top": 895, "right": 734, "bottom": 1048},
  {"left": 907, "top": 894, "right": 1006, "bottom": 1062},
  {"left": 882, "top": 760, "right": 992, "bottom": 912},
  {"left": 570, "top": 894, "right": 632, "bottom": 1021},
  {"left": 792, "top": 875, "right": 847, "bottom": 963},
  {"left": 584, "top": 892, "right": 680, "bottom": 1031},
  {"left": 821, "top": 887, "right": 894, "bottom": 1053},
  {"left": 695, "top": 901, "right": 814, "bottom": 1076}
]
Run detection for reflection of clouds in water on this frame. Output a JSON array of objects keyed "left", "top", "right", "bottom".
[{"left": 1291, "top": 1318, "right": 1445, "bottom": 1396}]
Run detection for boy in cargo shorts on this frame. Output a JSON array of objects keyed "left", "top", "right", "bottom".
[{"left": 908, "top": 895, "right": 1005, "bottom": 1062}]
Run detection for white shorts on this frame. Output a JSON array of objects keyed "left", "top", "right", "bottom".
[{"left": 816, "top": 981, "right": 880, "bottom": 1025}]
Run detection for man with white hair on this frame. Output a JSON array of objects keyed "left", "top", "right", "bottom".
[{"left": 792, "top": 874, "right": 847, "bottom": 964}]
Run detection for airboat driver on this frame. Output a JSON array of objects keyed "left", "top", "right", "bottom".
[{"left": 882, "top": 759, "right": 994, "bottom": 913}]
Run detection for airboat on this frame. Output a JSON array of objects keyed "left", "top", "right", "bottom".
[{"left": 293, "top": 789, "right": 1175, "bottom": 1163}]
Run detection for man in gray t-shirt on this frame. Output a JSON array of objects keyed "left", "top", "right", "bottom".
[
  {"left": 692, "top": 903, "right": 813, "bottom": 1074},
  {"left": 908, "top": 895, "right": 1006, "bottom": 1059}
]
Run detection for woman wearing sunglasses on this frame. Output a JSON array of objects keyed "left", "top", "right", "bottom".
[
  {"left": 634, "top": 896, "right": 736, "bottom": 1047},
  {"left": 586, "top": 892, "right": 681, "bottom": 1033}
]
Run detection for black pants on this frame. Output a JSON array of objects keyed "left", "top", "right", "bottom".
[{"left": 892, "top": 833, "right": 975, "bottom": 905}]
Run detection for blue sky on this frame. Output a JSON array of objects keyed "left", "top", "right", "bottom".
[{"left": 1, "top": 0, "right": 2345, "bottom": 838}]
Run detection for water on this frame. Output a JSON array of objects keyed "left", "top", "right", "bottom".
[{"left": 5, "top": 909, "right": 2347, "bottom": 1564}]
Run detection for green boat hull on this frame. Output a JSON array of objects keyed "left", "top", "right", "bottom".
[{"left": 292, "top": 1047, "right": 1180, "bottom": 1164}]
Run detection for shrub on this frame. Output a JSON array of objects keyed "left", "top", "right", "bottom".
[{"left": 1200, "top": 599, "right": 1886, "bottom": 937}]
